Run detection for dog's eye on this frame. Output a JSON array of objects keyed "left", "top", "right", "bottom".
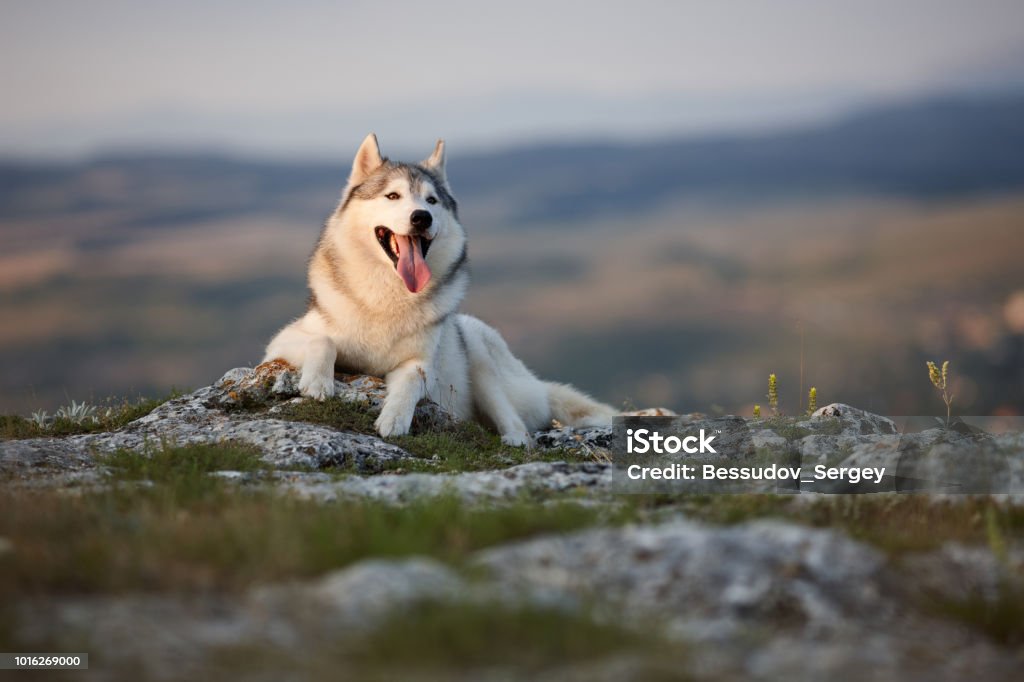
[
  {"left": 385, "top": 192, "right": 400, "bottom": 200},
  {"left": 426, "top": 196, "right": 438, "bottom": 205}
]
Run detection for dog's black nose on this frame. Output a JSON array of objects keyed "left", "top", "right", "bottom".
[{"left": 410, "top": 210, "right": 433, "bottom": 231}]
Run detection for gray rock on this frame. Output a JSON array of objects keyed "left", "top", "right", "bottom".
[
  {"left": 812, "top": 403, "right": 899, "bottom": 435},
  {"left": 0, "top": 437, "right": 94, "bottom": 472},
  {"left": 0, "top": 366, "right": 426, "bottom": 474},
  {"left": 751, "top": 428, "right": 790, "bottom": 450},
  {"left": 534, "top": 425, "right": 613, "bottom": 453},
  {"left": 254, "top": 558, "right": 467, "bottom": 631},
  {"left": 16, "top": 594, "right": 275, "bottom": 681},
  {"left": 280, "top": 460, "right": 612, "bottom": 504},
  {"left": 223, "top": 418, "right": 414, "bottom": 470},
  {"left": 475, "top": 519, "right": 888, "bottom": 640},
  {"left": 903, "top": 543, "right": 1024, "bottom": 605}
]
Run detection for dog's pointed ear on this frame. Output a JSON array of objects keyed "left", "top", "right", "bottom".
[
  {"left": 341, "top": 133, "right": 384, "bottom": 203},
  {"left": 422, "top": 139, "right": 446, "bottom": 183},
  {"left": 350, "top": 133, "right": 383, "bottom": 184}
]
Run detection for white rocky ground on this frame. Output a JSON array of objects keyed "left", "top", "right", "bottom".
[{"left": 2, "top": 364, "right": 1023, "bottom": 680}]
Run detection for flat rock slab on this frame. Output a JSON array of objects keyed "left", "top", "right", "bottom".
[{"left": 278, "top": 460, "right": 612, "bottom": 504}]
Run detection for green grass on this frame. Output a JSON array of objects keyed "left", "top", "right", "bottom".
[
  {"left": 760, "top": 415, "right": 843, "bottom": 441},
  {"left": 207, "top": 601, "right": 690, "bottom": 681},
  {"left": 273, "top": 395, "right": 379, "bottom": 434},
  {"left": 0, "top": 441, "right": 632, "bottom": 596},
  {"left": 100, "top": 441, "right": 266, "bottom": 479},
  {"left": 771, "top": 423, "right": 813, "bottom": 441},
  {"left": 931, "top": 580, "right": 1024, "bottom": 647},
  {"left": 794, "top": 496, "right": 1024, "bottom": 555},
  {"left": 352, "top": 601, "right": 686, "bottom": 675},
  {"left": 1, "top": 394, "right": 177, "bottom": 441},
  {"left": 98, "top": 441, "right": 266, "bottom": 502},
  {"left": 0, "top": 415, "right": 40, "bottom": 440},
  {"left": 924, "top": 507, "right": 1024, "bottom": 647},
  {"left": 669, "top": 494, "right": 797, "bottom": 525},
  {"left": 390, "top": 428, "right": 579, "bottom": 472}
]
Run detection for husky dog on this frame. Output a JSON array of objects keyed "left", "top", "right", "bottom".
[{"left": 263, "top": 134, "right": 616, "bottom": 445}]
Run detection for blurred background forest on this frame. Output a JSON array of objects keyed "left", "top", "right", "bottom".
[{"left": 1, "top": 0, "right": 1023, "bottom": 417}]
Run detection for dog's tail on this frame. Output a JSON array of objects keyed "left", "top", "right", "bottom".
[
  {"left": 546, "top": 383, "right": 678, "bottom": 428},
  {"left": 546, "top": 382, "right": 617, "bottom": 428}
]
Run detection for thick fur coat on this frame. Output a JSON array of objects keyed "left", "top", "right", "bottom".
[{"left": 264, "top": 134, "right": 616, "bottom": 445}]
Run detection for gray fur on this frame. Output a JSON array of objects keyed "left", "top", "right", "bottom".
[
  {"left": 343, "top": 161, "right": 457, "bottom": 216},
  {"left": 424, "top": 244, "right": 469, "bottom": 304}
]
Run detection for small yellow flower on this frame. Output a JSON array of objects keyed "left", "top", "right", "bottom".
[
  {"left": 926, "top": 360, "right": 954, "bottom": 425},
  {"left": 807, "top": 387, "right": 817, "bottom": 414},
  {"left": 753, "top": 404, "right": 761, "bottom": 418}
]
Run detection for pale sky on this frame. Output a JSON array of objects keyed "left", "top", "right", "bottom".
[{"left": 2, "top": 0, "right": 1023, "bottom": 157}]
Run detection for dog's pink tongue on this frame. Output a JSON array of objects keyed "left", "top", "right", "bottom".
[{"left": 396, "top": 235, "right": 431, "bottom": 293}]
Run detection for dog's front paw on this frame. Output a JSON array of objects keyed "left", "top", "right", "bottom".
[
  {"left": 501, "top": 431, "right": 532, "bottom": 448},
  {"left": 299, "top": 370, "right": 335, "bottom": 401},
  {"left": 375, "top": 402, "right": 415, "bottom": 438}
]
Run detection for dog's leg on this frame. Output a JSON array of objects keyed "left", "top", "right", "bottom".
[
  {"left": 375, "top": 358, "right": 429, "bottom": 437},
  {"left": 474, "top": 380, "right": 532, "bottom": 447},
  {"left": 264, "top": 323, "right": 337, "bottom": 400},
  {"left": 456, "top": 315, "right": 540, "bottom": 446},
  {"left": 298, "top": 335, "right": 337, "bottom": 400},
  {"left": 456, "top": 314, "right": 616, "bottom": 439}
]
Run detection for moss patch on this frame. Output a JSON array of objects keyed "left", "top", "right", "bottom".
[
  {"left": 274, "top": 396, "right": 378, "bottom": 434},
  {"left": 391, "top": 427, "right": 582, "bottom": 472},
  {"left": 1, "top": 394, "right": 177, "bottom": 441}
]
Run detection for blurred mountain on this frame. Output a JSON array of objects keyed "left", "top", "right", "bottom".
[
  {"left": 453, "top": 91, "right": 1024, "bottom": 223},
  {"left": 3, "top": 91, "right": 1024, "bottom": 227}
]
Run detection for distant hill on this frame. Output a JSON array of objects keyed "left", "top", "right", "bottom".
[
  {"left": 450, "top": 92, "right": 1024, "bottom": 223},
  {"left": 2, "top": 91, "right": 1024, "bottom": 228}
]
